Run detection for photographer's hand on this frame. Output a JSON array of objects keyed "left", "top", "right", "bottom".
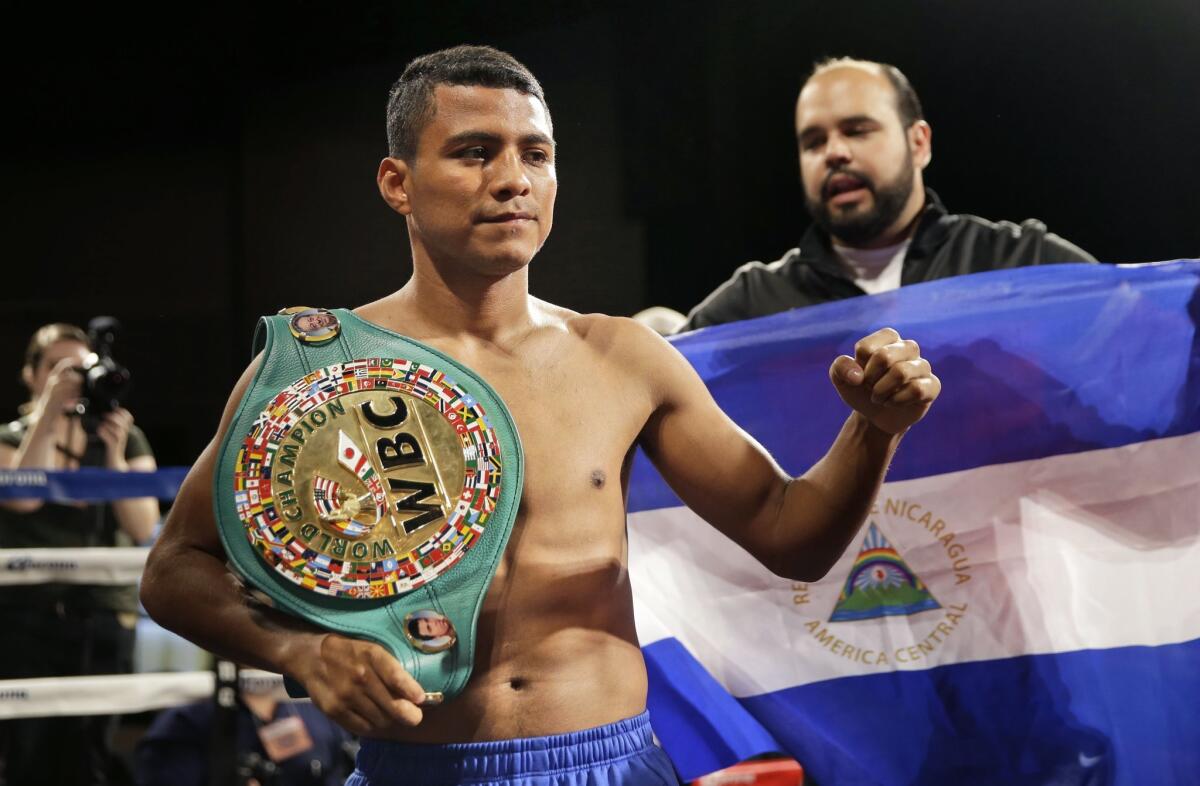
[
  {"left": 39, "top": 357, "right": 84, "bottom": 418},
  {"left": 97, "top": 407, "right": 160, "bottom": 543},
  {"left": 96, "top": 408, "right": 134, "bottom": 470}
]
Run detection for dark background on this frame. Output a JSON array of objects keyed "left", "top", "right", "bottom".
[{"left": 3, "top": 0, "right": 1198, "bottom": 465}]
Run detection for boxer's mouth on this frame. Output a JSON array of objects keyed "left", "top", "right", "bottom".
[{"left": 479, "top": 211, "right": 536, "bottom": 224}]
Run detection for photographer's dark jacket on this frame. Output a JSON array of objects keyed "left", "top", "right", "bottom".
[
  {"left": 0, "top": 415, "right": 153, "bottom": 614},
  {"left": 682, "top": 189, "right": 1097, "bottom": 331}
]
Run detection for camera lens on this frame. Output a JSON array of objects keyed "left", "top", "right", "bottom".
[{"left": 78, "top": 348, "right": 131, "bottom": 416}]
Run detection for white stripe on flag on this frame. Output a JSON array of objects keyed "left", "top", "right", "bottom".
[{"left": 630, "top": 430, "right": 1200, "bottom": 697}]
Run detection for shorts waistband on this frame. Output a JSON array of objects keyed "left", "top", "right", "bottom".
[{"left": 355, "top": 711, "right": 655, "bottom": 782}]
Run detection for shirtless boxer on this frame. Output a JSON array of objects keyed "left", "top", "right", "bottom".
[{"left": 141, "top": 45, "right": 941, "bottom": 785}]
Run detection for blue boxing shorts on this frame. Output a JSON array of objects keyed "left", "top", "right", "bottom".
[{"left": 345, "top": 712, "right": 680, "bottom": 786}]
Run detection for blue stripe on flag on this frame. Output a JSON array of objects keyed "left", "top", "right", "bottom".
[
  {"left": 629, "top": 261, "right": 1200, "bottom": 513},
  {"left": 643, "top": 637, "right": 783, "bottom": 777},
  {"left": 647, "top": 635, "right": 1200, "bottom": 784}
]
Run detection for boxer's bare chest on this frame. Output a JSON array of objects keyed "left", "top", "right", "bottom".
[
  {"left": 358, "top": 311, "right": 657, "bottom": 739},
  {"left": 433, "top": 324, "right": 653, "bottom": 513}
]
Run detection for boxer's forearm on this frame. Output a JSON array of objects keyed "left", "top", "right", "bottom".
[
  {"left": 140, "top": 538, "right": 324, "bottom": 676},
  {"left": 766, "top": 412, "right": 900, "bottom": 581}
]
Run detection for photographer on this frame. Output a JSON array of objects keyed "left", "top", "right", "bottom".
[{"left": 0, "top": 322, "right": 159, "bottom": 786}]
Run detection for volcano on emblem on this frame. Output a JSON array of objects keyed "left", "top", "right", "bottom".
[{"left": 829, "top": 522, "right": 941, "bottom": 622}]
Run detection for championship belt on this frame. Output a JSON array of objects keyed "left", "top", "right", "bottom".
[{"left": 213, "top": 307, "right": 523, "bottom": 704}]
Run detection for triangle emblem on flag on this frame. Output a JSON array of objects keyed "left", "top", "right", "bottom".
[{"left": 829, "top": 522, "right": 941, "bottom": 622}]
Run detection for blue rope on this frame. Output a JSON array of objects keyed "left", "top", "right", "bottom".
[{"left": 0, "top": 468, "right": 189, "bottom": 501}]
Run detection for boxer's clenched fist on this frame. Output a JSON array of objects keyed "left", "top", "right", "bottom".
[{"left": 829, "top": 327, "right": 941, "bottom": 435}]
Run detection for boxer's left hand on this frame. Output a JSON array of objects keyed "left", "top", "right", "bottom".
[{"left": 829, "top": 328, "right": 941, "bottom": 436}]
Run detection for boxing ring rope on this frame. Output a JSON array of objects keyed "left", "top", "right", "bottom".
[
  {"left": 0, "top": 468, "right": 292, "bottom": 722},
  {"left": 0, "top": 668, "right": 286, "bottom": 720},
  {"left": 0, "top": 547, "right": 148, "bottom": 585}
]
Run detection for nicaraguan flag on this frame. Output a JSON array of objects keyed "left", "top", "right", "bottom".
[{"left": 630, "top": 261, "right": 1200, "bottom": 785}]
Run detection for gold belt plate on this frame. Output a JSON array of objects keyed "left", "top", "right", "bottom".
[{"left": 232, "top": 358, "right": 505, "bottom": 599}]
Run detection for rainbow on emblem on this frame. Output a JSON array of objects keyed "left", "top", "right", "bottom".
[{"left": 829, "top": 522, "right": 941, "bottom": 622}]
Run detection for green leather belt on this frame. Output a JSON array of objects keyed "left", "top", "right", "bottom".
[{"left": 213, "top": 308, "right": 523, "bottom": 702}]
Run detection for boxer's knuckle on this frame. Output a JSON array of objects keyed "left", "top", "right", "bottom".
[{"left": 349, "top": 664, "right": 370, "bottom": 686}]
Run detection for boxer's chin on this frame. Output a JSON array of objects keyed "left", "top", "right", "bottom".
[{"left": 470, "top": 244, "right": 541, "bottom": 277}]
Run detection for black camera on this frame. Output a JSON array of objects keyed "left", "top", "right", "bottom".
[{"left": 75, "top": 316, "right": 131, "bottom": 418}]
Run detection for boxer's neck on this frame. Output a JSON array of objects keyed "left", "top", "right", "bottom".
[{"left": 389, "top": 258, "right": 535, "bottom": 344}]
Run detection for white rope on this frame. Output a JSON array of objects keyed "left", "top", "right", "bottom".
[
  {"left": 0, "top": 669, "right": 287, "bottom": 719},
  {"left": 0, "top": 547, "right": 149, "bottom": 585}
]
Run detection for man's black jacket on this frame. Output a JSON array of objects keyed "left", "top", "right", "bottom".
[{"left": 682, "top": 190, "right": 1096, "bottom": 331}]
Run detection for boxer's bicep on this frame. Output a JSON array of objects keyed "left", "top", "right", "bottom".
[{"left": 633, "top": 329, "right": 788, "bottom": 551}]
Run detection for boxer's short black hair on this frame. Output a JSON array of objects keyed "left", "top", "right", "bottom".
[{"left": 386, "top": 45, "right": 550, "bottom": 160}]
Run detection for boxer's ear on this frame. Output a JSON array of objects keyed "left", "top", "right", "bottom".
[{"left": 377, "top": 157, "right": 412, "bottom": 216}]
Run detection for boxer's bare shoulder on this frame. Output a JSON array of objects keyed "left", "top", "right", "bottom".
[{"left": 556, "top": 306, "right": 688, "bottom": 386}]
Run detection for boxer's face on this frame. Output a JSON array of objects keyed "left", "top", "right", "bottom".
[
  {"left": 795, "top": 66, "right": 929, "bottom": 246},
  {"left": 389, "top": 85, "right": 557, "bottom": 276}
]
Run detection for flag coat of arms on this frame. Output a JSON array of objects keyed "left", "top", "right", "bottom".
[{"left": 628, "top": 261, "right": 1200, "bottom": 785}]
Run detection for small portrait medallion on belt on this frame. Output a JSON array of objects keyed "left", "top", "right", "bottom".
[{"left": 279, "top": 306, "right": 342, "bottom": 345}]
